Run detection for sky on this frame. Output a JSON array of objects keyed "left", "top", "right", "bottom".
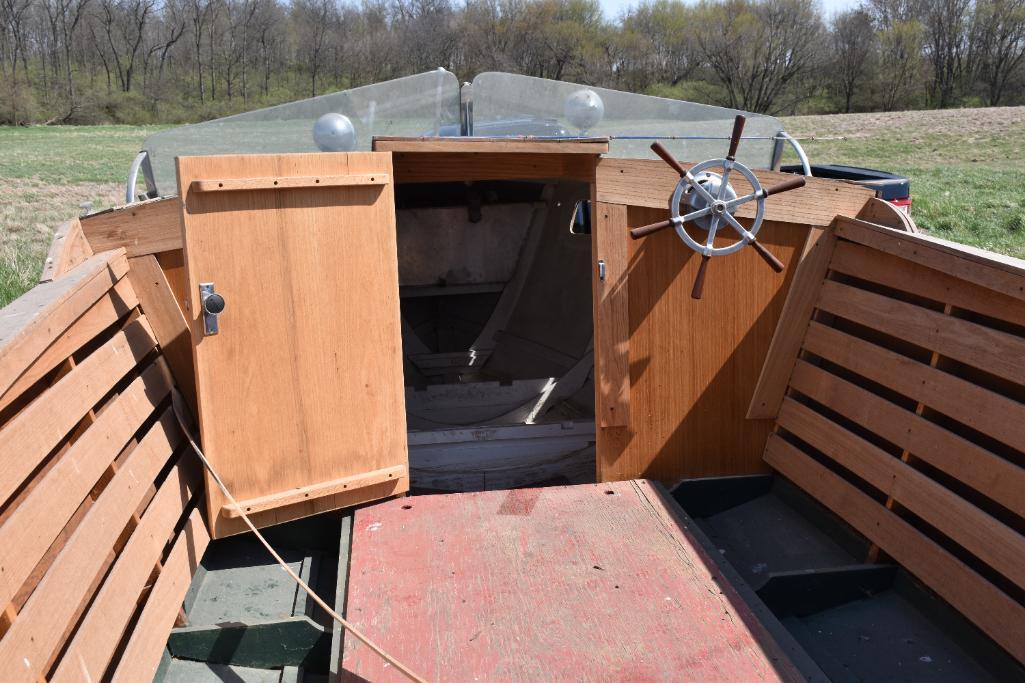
[{"left": 598, "top": 0, "right": 861, "bottom": 20}]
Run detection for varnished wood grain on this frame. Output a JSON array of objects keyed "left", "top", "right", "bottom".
[
  {"left": 766, "top": 436, "right": 1025, "bottom": 664},
  {"left": 178, "top": 152, "right": 409, "bottom": 538},
  {"left": 855, "top": 196, "right": 918, "bottom": 233},
  {"left": 391, "top": 151, "right": 597, "bottom": 184},
  {"left": 596, "top": 157, "right": 873, "bottom": 227},
  {"left": 591, "top": 202, "right": 630, "bottom": 428},
  {"left": 374, "top": 136, "right": 609, "bottom": 154},
  {"left": 80, "top": 197, "right": 182, "bottom": 256},
  {"left": 746, "top": 224, "right": 831, "bottom": 419},
  {"left": 191, "top": 173, "right": 389, "bottom": 193},
  {"left": 596, "top": 208, "right": 808, "bottom": 482},
  {"left": 40, "top": 219, "right": 93, "bottom": 282}
]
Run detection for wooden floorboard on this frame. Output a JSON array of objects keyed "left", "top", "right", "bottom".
[{"left": 341, "top": 481, "right": 803, "bottom": 681}]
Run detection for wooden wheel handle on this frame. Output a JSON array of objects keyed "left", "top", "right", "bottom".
[
  {"left": 727, "top": 115, "right": 746, "bottom": 162},
  {"left": 630, "top": 219, "right": 674, "bottom": 240},
  {"left": 651, "top": 142, "right": 689, "bottom": 177},
  {"left": 692, "top": 255, "right": 711, "bottom": 299},
  {"left": 763, "top": 176, "right": 806, "bottom": 197},
  {"left": 751, "top": 239, "right": 785, "bottom": 273}
]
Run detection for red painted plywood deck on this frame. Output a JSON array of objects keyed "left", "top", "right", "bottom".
[{"left": 341, "top": 480, "right": 802, "bottom": 681}]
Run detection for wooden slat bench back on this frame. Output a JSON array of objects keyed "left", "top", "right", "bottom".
[
  {"left": 0, "top": 249, "right": 207, "bottom": 682},
  {"left": 761, "top": 216, "right": 1025, "bottom": 664}
]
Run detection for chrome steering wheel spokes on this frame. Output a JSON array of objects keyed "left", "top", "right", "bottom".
[{"left": 628, "top": 114, "right": 806, "bottom": 299}]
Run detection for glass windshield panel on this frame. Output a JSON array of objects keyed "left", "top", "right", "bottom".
[
  {"left": 142, "top": 69, "right": 460, "bottom": 195},
  {"left": 470, "top": 72, "right": 783, "bottom": 168}
]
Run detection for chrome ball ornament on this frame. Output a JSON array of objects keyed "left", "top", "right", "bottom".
[{"left": 313, "top": 113, "right": 357, "bottom": 152}]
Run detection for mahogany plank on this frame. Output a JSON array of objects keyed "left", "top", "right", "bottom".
[
  {"left": 343, "top": 481, "right": 803, "bottom": 681},
  {"left": 0, "top": 316, "right": 158, "bottom": 507},
  {"left": 80, "top": 197, "right": 182, "bottom": 256},
  {"left": 50, "top": 455, "right": 200, "bottom": 683},
  {"left": 591, "top": 202, "right": 630, "bottom": 428},
  {"left": 109, "top": 507, "right": 210, "bottom": 683},
  {"left": 0, "top": 410, "right": 183, "bottom": 682},
  {"left": 791, "top": 355, "right": 1025, "bottom": 518},
  {"left": 391, "top": 151, "right": 597, "bottom": 184},
  {"left": 0, "top": 360, "right": 173, "bottom": 611},
  {"left": 40, "top": 219, "right": 93, "bottom": 283},
  {"left": 777, "top": 394, "right": 1025, "bottom": 591},
  {"left": 765, "top": 435, "right": 1025, "bottom": 664},
  {"left": 0, "top": 249, "right": 128, "bottom": 398},
  {"left": 816, "top": 279, "right": 1025, "bottom": 387}
]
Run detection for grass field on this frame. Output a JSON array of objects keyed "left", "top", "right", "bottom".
[{"left": 1, "top": 108, "right": 1024, "bottom": 307}]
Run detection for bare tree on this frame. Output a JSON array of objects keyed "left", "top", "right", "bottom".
[
  {"left": 831, "top": 8, "right": 876, "bottom": 112},
  {"left": 972, "top": 0, "right": 1025, "bottom": 104},
  {"left": 923, "top": 0, "right": 971, "bottom": 106}
]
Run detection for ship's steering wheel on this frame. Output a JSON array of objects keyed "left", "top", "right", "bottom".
[{"left": 629, "top": 115, "right": 806, "bottom": 299}]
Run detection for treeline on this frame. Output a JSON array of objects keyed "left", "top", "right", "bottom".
[{"left": 1, "top": 0, "right": 1024, "bottom": 125}]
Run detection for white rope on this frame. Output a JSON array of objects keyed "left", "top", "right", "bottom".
[{"left": 170, "top": 388, "right": 425, "bottom": 683}]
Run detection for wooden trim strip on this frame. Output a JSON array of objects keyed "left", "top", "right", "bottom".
[
  {"left": 747, "top": 223, "right": 835, "bottom": 419},
  {"left": 0, "top": 250, "right": 128, "bottom": 397},
  {"left": 221, "top": 465, "right": 408, "bottom": 518},
  {"left": 40, "top": 219, "right": 93, "bottom": 283},
  {"left": 109, "top": 507, "right": 210, "bottom": 683},
  {"left": 373, "top": 137, "right": 609, "bottom": 154},
  {"left": 592, "top": 202, "right": 630, "bottom": 428},
  {"left": 802, "top": 322, "right": 1025, "bottom": 457},
  {"left": 0, "top": 360, "right": 173, "bottom": 611},
  {"left": 835, "top": 216, "right": 1025, "bottom": 302},
  {"left": 777, "top": 396, "right": 1025, "bottom": 591},
  {"left": 0, "top": 409, "right": 183, "bottom": 682},
  {"left": 0, "top": 277, "right": 138, "bottom": 414},
  {"left": 830, "top": 239, "right": 1025, "bottom": 327},
  {"left": 0, "top": 316, "right": 158, "bottom": 506},
  {"left": 190, "top": 173, "right": 390, "bottom": 193},
  {"left": 816, "top": 279, "right": 1025, "bottom": 388},
  {"left": 765, "top": 434, "right": 1025, "bottom": 664},
  {"left": 789, "top": 358, "right": 1025, "bottom": 520},
  {"left": 49, "top": 456, "right": 200, "bottom": 683},
  {"left": 80, "top": 198, "right": 182, "bottom": 257},
  {"left": 128, "top": 255, "right": 196, "bottom": 416}
]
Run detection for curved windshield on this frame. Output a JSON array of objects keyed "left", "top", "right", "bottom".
[
  {"left": 470, "top": 72, "right": 783, "bottom": 167},
  {"left": 142, "top": 69, "right": 460, "bottom": 195}
]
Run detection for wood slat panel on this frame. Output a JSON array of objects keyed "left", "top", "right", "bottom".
[
  {"left": 0, "top": 409, "right": 183, "bottom": 682},
  {"left": 591, "top": 202, "right": 630, "bottom": 428},
  {"left": 0, "top": 277, "right": 138, "bottom": 414},
  {"left": 595, "top": 158, "right": 873, "bottom": 227},
  {"left": 855, "top": 197, "right": 918, "bottom": 233},
  {"left": 788, "top": 359, "right": 1025, "bottom": 520},
  {"left": 80, "top": 198, "right": 182, "bottom": 257},
  {"left": 765, "top": 435, "right": 1025, "bottom": 664},
  {"left": 110, "top": 507, "right": 210, "bottom": 683},
  {"left": 747, "top": 224, "right": 832, "bottom": 419},
  {"left": 834, "top": 217, "right": 1025, "bottom": 303},
  {"left": 816, "top": 279, "right": 1025, "bottom": 387},
  {"left": 50, "top": 455, "right": 200, "bottom": 683},
  {"left": 40, "top": 219, "right": 93, "bottom": 283},
  {"left": 0, "top": 317, "right": 158, "bottom": 506},
  {"left": 803, "top": 322, "right": 1025, "bottom": 456},
  {"left": 0, "top": 360, "right": 173, "bottom": 610},
  {"left": 128, "top": 255, "right": 196, "bottom": 415},
  {"left": 0, "top": 250, "right": 128, "bottom": 398},
  {"left": 777, "top": 396, "right": 1025, "bottom": 592},
  {"left": 830, "top": 239, "right": 1025, "bottom": 327}
]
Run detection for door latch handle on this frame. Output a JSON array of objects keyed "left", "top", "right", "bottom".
[
  {"left": 200, "top": 283, "right": 225, "bottom": 336},
  {"left": 597, "top": 259, "right": 606, "bottom": 282}
]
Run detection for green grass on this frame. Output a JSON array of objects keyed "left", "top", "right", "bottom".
[
  {"left": 0, "top": 125, "right": 165, "bottom": 306},
  {"left": 1, "top": 111, "right": 1024, "bottom": 307}
]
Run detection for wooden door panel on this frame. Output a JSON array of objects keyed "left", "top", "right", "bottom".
[
  {"left": 593, "top": 203, "right": 810, "bottom": 482},
  {"left": 178, "top": 152, "right": 408, "bottom": 538}
]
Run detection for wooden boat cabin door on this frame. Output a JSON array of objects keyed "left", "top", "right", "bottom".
[{"left": 178, "top": 152, "right": 409, "bottom": 538}]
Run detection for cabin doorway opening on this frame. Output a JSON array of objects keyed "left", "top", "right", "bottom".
[{"left": 396, "top": 178, "right": 596, "bottom": 492}]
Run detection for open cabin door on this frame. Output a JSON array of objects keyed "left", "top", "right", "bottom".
[
  {"left": 178, "top": 152, "right": 408, "bottom": 538},
  {"left": 590, "top": 156, "right": 872, "bottom": 484}
]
